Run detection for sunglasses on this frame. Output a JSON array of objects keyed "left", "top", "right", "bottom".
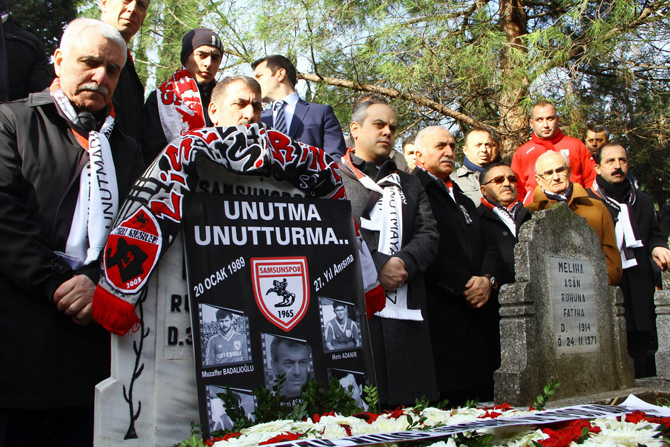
[{"left": 483, "top": 175, "right": 518, "bottom": 185}]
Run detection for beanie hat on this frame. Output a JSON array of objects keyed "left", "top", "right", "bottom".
[{"left": 180, "top": 28, "right": 223, "bottom": 65}]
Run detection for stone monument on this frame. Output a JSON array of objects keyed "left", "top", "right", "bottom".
[
  {"left": 655, "top": 270, "right": 670, "bottom": 378},
  {"left": 494, "top": 203, "right": 635, "bottom": 406}
]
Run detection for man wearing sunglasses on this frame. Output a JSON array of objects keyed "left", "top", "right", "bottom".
[
  {"left": 526, "top": 151, "right": 621, "bottom": 286},
  {"left": 478, "top": 163, "right": 532, "bottom": 286},
  {"left": 588, "top": 143, "right": 670, "bottom": 377},
  {"left": 412, "top": 125, "right": 499, "bottom": 405},
  {"left": 511, "top": 100, "right": 596, "bottom": 205}
]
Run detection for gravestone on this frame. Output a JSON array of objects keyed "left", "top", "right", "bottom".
[
  {"left": 654, "top": 270, "right": 670, "bottom": 378},
  {"left": 94, "top": 152, "right": 366, "bottom": 445},
  {"left": 494, "top": 203, "right": 634, "bottom": 406}
]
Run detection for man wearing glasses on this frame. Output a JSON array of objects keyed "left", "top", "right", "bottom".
[
  {"left": 478, "top": 163, "right": 532, "bottom": 287},
  {"left": 413, "top": 125, "right": 499, "bottom": 405},
  {"left": 511, "top": 100, "right": 596, "bottom": 205},
  {"left": 526, "top": 151, "right": 621, "bottom": 285}
]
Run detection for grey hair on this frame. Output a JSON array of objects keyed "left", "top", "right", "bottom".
[
  {"left": 535, "top": 150, "right": 570, "bottom": 174},
  {"left": 414, "top": 125, "right": 449, "bottom": 151},
  {"left": 60, "top": 18, "right": 127, "bottom": 63}
]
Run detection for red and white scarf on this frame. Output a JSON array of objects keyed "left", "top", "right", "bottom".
[
  {"left": 93, "top": 124, "right": 349, "bottom": 335},
  {"left": 50, "top": 79, "right": 119, "bottom": 269},
  {"left": 157, "top": 67, "right": 205, "bottom": 142},
  {"left": 531, "top": 129, "right": 564, "bottom": 152},
  {"left": 340, "top": 149, "right": 422, "bottom": 322}
]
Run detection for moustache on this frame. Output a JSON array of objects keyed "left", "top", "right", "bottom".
[
  {"left": 612, "top": 169, "right": 625, "bottom": 176},
  {"left": 77, "top": 83, "right": 109, "bottom": 97},
  {"left": 441, "top": 158, "right": 455, "bottom": 165}
]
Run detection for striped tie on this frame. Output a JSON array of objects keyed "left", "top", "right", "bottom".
[{"left": 273, "top": 100, "right": 287, "bottom": 134}]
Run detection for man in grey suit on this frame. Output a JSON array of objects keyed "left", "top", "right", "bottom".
[
  {"left": 337, "top": 98, "right": 439, "bottom": 408},
  {"left": 252, "top": 55, "right": 346, "bottom": 159}
]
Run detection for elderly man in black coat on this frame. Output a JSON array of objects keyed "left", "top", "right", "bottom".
[
  {"left": 338, "top": 98, "right": 439, "bottom": 408},
  {"left": 412, "top": 125, "right": 499, "bottom": 404},
  {"left": 0, "top": 19, "right": 144, "bottom": 446},
  {"left": 588, "top": 143, "right": 670, "bottom": 377}
]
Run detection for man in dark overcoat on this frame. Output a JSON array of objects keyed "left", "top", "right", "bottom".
[
  {"left": 588, "top": 143, "right": 670, "bottom": 377},
  {"left": 100, "top": 0, "right": 150, "bottom": 142},
  {"left": 338, "top": 98, "right": 439, "bottom": 407},
  {"left": 0, "top": 19, "right": 144, "bottom": 446},
  {"left": 477, "top": 162, "right": 532, "bottom": 286},
  {"left": 412, "top": 125, "right": 499, "bottom": 404}
]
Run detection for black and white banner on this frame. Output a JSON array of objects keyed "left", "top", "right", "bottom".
[{"left": 183, "top": 194, "right": 376, "bottom": 439}]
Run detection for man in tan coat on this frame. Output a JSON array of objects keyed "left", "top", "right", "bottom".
[{"left": 526, "top": 151, "right": 622, "bottom": 285}]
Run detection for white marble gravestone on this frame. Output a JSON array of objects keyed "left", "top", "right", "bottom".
[{"left": 95, "top": 164, "right": 308, "bottom": 446}]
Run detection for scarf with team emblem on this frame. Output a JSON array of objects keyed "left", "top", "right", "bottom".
[
  {"left": 480, "top": 197, "right": 523, "bottom": 237},
  {"left": 157, "top": 67, "right": 206, "bottom": 143},
  {"left": 49, "top": 78, "right": 119, "bottom": 269},
  {"left": 339, "top": 149, "right": 422, "bottom": 322},
  {"left": 92, "top": 124, "right": 355, "bottom": 335},
  {"left": 591, "top": 176, "right": 642, "bottom": 268}
]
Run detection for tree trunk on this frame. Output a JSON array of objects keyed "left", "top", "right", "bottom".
[{"left": 497, "top": 0, "right": 530, "bottom": 160}]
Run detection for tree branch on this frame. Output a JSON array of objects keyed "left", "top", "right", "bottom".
[{"left": 297, "top": 72, "right": 491, "bottom": 130}]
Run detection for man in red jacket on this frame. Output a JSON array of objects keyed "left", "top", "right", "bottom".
[{"left": 511, "top": 100, "right": 596, "bottom": 204}]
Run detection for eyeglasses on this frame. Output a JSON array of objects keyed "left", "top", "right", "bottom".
[
  {"left": 483, "top": 175, "right": 518, "bottom": 185},
  {"left": 539, "top": 166, "right": 568, "bottom": 180}
]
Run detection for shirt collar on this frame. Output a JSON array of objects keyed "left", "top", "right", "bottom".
[{"left": 280, "top": 92, "right": 300, "bottom": 107}]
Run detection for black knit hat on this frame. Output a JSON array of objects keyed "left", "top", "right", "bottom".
[{"left": 180, "top": 28, "right": 223, "bottom": 65}]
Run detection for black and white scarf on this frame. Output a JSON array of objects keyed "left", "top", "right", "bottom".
[
  {"left": 542, "top": 182, "right": 574, "bottom": 203},
  {"left": 340, "top": 150, "right": 422, "bottom": 321},
  {"left": 592, "top": 177, "right": 642, "bottom": 269},
  {"left": 50, "top": 79, "right": 118, "bottom": 269}
]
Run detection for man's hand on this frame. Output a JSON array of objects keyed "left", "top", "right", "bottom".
[
  {"left": 53, "top": 275, "right": 96, "bottom": 326},
  {"left": 378, "top": 257, "right": 409, "bottom": 292},
  {"left": 462, "top": 276, "right": 491, "bottom": 309},
  {"left": 652, "top": 246, "right": 670, "bottom": 271}
]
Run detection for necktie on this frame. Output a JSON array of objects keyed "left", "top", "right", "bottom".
[{"left": 273, "top": 100, "right": 287, "bottom": 134}]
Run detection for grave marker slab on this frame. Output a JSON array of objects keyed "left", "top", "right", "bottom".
[{"left": 495, "top": 203, "right": 634, "bottom": 406}]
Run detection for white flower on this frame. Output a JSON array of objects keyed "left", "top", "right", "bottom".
[
  {"left": 212, "top": 431, "right": 271, "bottom": 447},
  {"left": 421, "top": 408, "right": 456, "bottom": 427},
  {"left": 582, "top": 415, "right": 665, "bottom": 447},
  {"left": 241, "top": 419, "right": 294, "bottom": 435}
]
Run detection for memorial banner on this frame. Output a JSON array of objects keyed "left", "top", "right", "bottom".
[{"left": 183, "top": 194, "right": 376, "bottom": 438}]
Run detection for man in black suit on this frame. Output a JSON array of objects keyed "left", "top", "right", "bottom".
[
  {"left": 478, "top": 162, "right": 532, "bottom": 286},
  {"left": 252, "top": 54, "right": 346, "bottom": 160},
  {"left": 100, "top": 0, "right": 150, "bottom": 142},
  {"left": 412, "top": 125, "right": 499, "bottom": 404},
  {"left": 588, "top": 143, "right": 670, "bottom": 377}
]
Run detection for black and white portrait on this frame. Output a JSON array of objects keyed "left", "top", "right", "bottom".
[
  {"left": 200, "top": 303, "right": 251, "bottom": 367},
  {"left": 206, "top": 385, "right": 255, "bottom": 433},
  {"left": 328, "top": 368, "right": 368, "bottom": 411},
  {"left": 261, "top": 333, "right": 314, "bottom": 398},
  {"left": 318, "top": 297, "right": 362, "bottom": 352}
]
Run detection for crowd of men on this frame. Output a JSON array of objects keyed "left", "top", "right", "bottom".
[{"left": 1, "top": 1, "right": 670, "bottom": 444}]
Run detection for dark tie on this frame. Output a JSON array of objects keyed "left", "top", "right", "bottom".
[{"left": 273, "top": 100, "right": 287, "bottom": 134}]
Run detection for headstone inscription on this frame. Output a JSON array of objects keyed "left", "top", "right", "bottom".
[
  {"left": 94, "top": 125, "right": 373, "bottom": 446},
  {"left": 494, "top": 203, "right": 634, "bottom": 406}
]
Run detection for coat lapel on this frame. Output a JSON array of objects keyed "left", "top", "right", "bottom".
[{"left": 289, "top": 100, "right": 309, "bottom": 138}]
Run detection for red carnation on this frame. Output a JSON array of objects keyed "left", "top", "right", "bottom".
[{"left": 260, "top": 432, "right": 301, "bottom": 445}]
